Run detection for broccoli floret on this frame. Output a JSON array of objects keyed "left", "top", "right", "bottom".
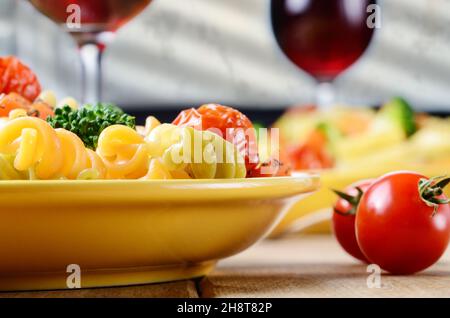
[{"left": 47, "top": 103, "right": 135, "bottom": 149}]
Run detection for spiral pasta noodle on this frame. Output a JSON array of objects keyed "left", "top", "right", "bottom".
[
  {"left": 84, "top": 149, "right": 107, "bottom": 179},
  {"left": 145, "top": 124, "right": 246, "bottom": 179},
  {"left": 146, "top": 124, "right": 190, "bottom": 169},
  {"left": 188, "top": 128, "right": 247, "bottom": 179},
  {"left": 0, "top": 117, "right": 63, "bottom": 179},
  {"left": 55, "top": 128, "right": 90, "bottom": 179},
  {"left": 0, "top": 154, "right": 26, "bottom": 180},
  {"left": 96, "top": 125, "right": 149, "bottom": 179},
  {"left": 141, "top": 158, "right": 173, "bottom": 180},
  {"left": 55, "top": 129, "right": 106, "bottom": 180},
  {"left": 0, "top": 112, "right": 248, "bottom": 181},
  {"left": 144, "top": 116, "right": 161, "bottom": 137}
]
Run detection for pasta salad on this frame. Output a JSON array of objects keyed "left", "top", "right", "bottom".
[{"left": 0, "top": 56, "right": 289, "bottom": 180}]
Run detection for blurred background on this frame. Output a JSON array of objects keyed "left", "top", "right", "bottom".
[{"left": 1, "top": 0, "right": 450, "bottom": 112}]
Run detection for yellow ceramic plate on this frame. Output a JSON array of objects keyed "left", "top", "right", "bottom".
[{"left": 0, "top": 175, "right": 319, "bottom": 291}]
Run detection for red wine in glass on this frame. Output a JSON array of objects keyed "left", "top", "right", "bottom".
[
  {"left": 271, "top": 0, "right": 376, "bottom": 105},
  {"left": 28, "top": 0, "right": 152, "bottom": 102}
]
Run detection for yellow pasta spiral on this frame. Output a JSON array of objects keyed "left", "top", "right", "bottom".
[
  {"left": 0, "top": 154, "right": 26, "bottom": 180},
  {"left": 85, "top": 149, "right": 106, "bottom": 179},
  {"left": 0, "top": 117, "right": 63, "bottom": 179},
  {"left": 96, "top": 125, "right": 149, "bottom": 179},
  {"left": 141, "top": 158, "right": 173, "bottom": 180},
  {"left": 54, "top": 129, "right": 106, "bottom": 180},
  {"left": 144, "top": 116, "right": 161, "bottom": 136},
  {"left": 55, "top": 128, "right": 90, "bottom": 179},
  {"left": 146, "top": 124, "right": 190, "bottom": 171}
]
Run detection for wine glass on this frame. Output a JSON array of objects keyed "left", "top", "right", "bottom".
[
  {"left": 28, "top": 0, "right": 152, "bottom": 103},
  {"left": 271, "top": 0, "right": 376, "bottom": 107}
]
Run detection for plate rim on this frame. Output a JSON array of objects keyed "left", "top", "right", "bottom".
[
  {"left": 0, "top": 173, "right": 320, "bottom": 202},
  {"left": 0, "top": 173, "right": 319, "bottom": 186}
]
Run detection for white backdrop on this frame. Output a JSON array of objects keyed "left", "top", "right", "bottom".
[{"left": 1, "top": 0, "right": 450, "bottom": 111}]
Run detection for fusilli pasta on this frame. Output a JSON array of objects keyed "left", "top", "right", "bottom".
[
  {"left": 56, "top": 129, "right": 106, "bottom": 179},
  {"left": 0, "top": 117, "right": 63, "bottom": 179},
  {"left": 96, "top": 125, "right": 149, "bottom": 179},
  {"left": 0, "top": 112, "right": 247, "bottom": 180},
  {"left": 146, "top": 124, "right": 246, "bottom": 179}
]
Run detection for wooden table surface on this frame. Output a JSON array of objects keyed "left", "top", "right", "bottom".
[{"left": 2, "top": 235, "right": 450, "bottom": 298}]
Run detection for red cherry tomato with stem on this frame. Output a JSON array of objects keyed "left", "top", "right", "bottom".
[
  {"left": 332, "top": 180, "right": 373, "bottom": 262},
  {"left": 356, "top": 172, "right": 450, "bottom": 274}
]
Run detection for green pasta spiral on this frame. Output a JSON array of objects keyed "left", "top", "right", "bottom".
[{"left": 146, "top": 124, "right": 246, "bottom": 179}]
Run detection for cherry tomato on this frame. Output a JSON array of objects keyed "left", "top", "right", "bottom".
[
  {"left": 0, "top": 56, "right": 41, "bottom": 101},
  {"left": 332, "top": 180, "right": 373, "bottom": 263},
  {"left": 173, "top": 104, "right": 258, "bottom": 170},
  {"left": 287, "top": 129, "right": 334, "bottom": 170},
  {"left": 356, "top": 172, "right": 450, "bottom": 274},
  {"left": 0, "top": 93, "right": 31, "bottom": 117}
]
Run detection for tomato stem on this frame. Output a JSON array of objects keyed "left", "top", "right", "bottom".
[
  {"left": 332, "top": 187, "right": 364, "bottom": 216},
  {"left": 419, "top": 176, "right": 450, "bottom": 216}
]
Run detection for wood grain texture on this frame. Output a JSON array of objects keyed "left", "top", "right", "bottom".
[
  {"left": 2, "top": 235, "right": 450, "bottom": 298},
  {"left": 0, "top": 280, "right": 198, "bottom": 298},
  {"left": 201, "top": 235, "right": 450, "bottom": 298}
]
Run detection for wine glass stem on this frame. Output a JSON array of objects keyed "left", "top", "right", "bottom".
[
  {"left": 316, "top": 82, "right": 335, "bottom": 109},
  {"left": 79, "top": 44, "right": 104, "bottom": 104}
]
